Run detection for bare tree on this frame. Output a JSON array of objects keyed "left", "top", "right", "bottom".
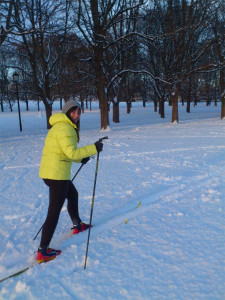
[
  {"left": 211, "top": 1, "right": 225, "bottom": 118},
  {"left": 0, "top": 0, "right": 14, "bottom": 46},
  {"left": 106, "top": 5, "right": 141, "bottom": 123},
  {"left": 9, "top": 0, "right": 72, "bottom": 128},
  {"left": 75, "top": 0, "right": 145, "bottom": 130},
  {"left": 139, "top": 0, "right": 220, "bottom": 122}
]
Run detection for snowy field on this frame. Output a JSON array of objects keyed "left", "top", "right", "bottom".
[{"left": 0, "top": 100, "right": 225, "bottom": 299}]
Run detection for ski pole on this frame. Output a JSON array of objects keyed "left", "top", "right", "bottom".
[
  {"left": 33, "top": 163, "right": 85, "bottom": 241},
  {"left": 33, "top": 224, "right": 43, "bottom": 241},
  {"left": 71, "top": 162, "right": 85, "bottom": 182},
  {"left": 84, "top": 136, "right": 108, "bottom": 269}
]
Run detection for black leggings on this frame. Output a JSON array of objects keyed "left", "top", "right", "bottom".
[{"left": 40, "top": 179, "right": 79, "bottom": 247}]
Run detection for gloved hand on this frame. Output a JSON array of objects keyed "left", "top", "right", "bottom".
[
  {"left": 95, "top": 141, "right": 103, "bottom": 153},
  {"left": 81, "top": 157, "right": 90, "bottom": 164}
]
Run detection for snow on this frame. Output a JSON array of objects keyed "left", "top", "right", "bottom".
[{"left": 1, "top": 101, "right": 225, "bottom": 299}]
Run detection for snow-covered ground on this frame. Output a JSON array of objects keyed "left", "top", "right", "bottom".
[{"left": 0, "top": 101, "right": 225, "bottom": 299}]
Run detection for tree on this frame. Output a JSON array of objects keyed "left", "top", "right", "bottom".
[
  {"left": 140, "top": 0, "right": 219, "bottom": 122},
  {"left": 10, "top": 0, "right": 72, "bottom": 128},
  {"left": 106, "top": 6, "right": 141, "bottom": 122},
  {"left": 0, "top": 0, "right": 14, "bottom": 46},
  {"left": 75, "top": 0, "right": 145, "bottom": 130},
  {"left": 211, "top": 1, "right": 225, "bottom": 118}
]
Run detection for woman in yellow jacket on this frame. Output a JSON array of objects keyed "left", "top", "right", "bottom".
[{"left": 37, "top": 100, "right": 103, "bottom": 263}]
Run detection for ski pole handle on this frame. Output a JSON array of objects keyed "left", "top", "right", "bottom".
[{"left": 98, "top": 136, "right": 108, "bottom": 142}]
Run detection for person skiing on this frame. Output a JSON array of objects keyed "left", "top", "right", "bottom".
[{"left": 37, "top": 100, "right": 103, "bottom": 263}]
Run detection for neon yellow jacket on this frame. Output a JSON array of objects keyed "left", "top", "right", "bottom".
[{"left": 39, "top": 113, "right": 97, "bottom": 180}]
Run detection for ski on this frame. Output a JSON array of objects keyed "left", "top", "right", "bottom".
[
  {"left": 0, "top": 264, "right": 36, "bottom": 283},
  {"left": 0, "top": 224, "right": 93, "bottom": 283},
  {"left": 0, "top": 251, "right": 63, "bottom": 283}
]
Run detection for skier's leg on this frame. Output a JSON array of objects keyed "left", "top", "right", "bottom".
[
  {"left": 67, "top": 180, "right": 79, "bottom": 222},
  {"left": 67, "top": 181, "right": 91, "bottom": 233},
  {"left": 40, "top": 179, "right": 69, "bottom": 247}
]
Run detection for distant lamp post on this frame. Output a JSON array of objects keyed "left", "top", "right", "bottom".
[{"left": 13, "top": 71, "right": 22, "bottom": 132}]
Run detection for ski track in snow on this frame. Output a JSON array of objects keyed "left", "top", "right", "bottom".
[
  {"left": 55, "top": 162, "right": 223, "bottom": 250},
  {"left": 1, "top": 161, "right": 221, "bottom": 280}
]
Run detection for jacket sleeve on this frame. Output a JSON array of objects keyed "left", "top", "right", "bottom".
[{"left": 57, "top": 125, "right": 97, "bottom": 162}]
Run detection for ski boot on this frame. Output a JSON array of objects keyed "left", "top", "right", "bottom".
[
  {"left": 72, "top": 218, "right": 92, "bottom": 235},
  {"left": 37, "top": 246, "right": 61, "bottom": 263}
]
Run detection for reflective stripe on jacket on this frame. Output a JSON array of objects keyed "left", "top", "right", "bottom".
[{"left": 39, "top": 113, "right": 97, "bottom": 180}]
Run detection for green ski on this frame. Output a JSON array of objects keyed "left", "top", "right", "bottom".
[{"left": 0, "top": 264, "right": 36, "bottom": 283}]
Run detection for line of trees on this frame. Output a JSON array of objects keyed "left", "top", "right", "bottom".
[{"left": 0, "top": 0, "right": 224, "bottom": 129}]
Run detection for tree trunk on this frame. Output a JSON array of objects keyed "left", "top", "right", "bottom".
[
  {"left": 186, "top": 78, "right": 191, "bottom": 113},
  {"left": 93, "top": 42, "right": 109, "bottom": 129},
  {"left": 127, "top": 101, "right": 131, "bottom": 114},
  {"left": 100, "top": 99, "right": 109, "bottom": 128},
  {"left": 113, "top": 101, "right": 120, "bottom": 123},
  {"left": 159, "top": 101, "right": 165, "bottom": 118},
  {"left": 96, "top": 69, "right": 109, "bottom": 129},
  {"left": 80, "top": 93, "right": 84, "bottom": 113},
  {"left": 153, "top": 92, "right": 157, "bottom": 112},
  {"left": 172, "top": 87, "right": 179, "bottom": 123},
  {"left": 221, "top": 95, "right": 225, "bottom": 119},
  {"left": 25, "top": 100, "right": 28, "bottom": 111},
  {"left": 0, "top": 96, "right": 3, "bottom": 112},
  {"left": 44, "top": 102, "right": 52, "bottom": 129},
  {"left": 60, "top": 97, "right": 63, "bottom": 110},
  {"left": 81, "top": 101, "right": 84, "bottom": 113},
  {"left": 220, "top": 69, "right": 225, "bottom": 119},
  {"left": 41, "top": 80, "right": 53, "bottom": 129},
  {"left": 194, "top": 93, "right": 198, "bottom": 106},
  {"left": 58, "top": 84, "right": 63, "bottom": 110},
  {"left": 186, "top": 99, "right": 190, "bottom": 113},
  {"left": 154, "top": 99, "right": 157, "bottom": 112},
  {"left": 9, "top": 100, "right": 12, "bottom": 112},
  {"left": 214, "top": 88, "right": 217, "bottom": 106}
]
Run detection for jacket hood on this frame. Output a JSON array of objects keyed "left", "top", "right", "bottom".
[{"left": 49, "top": 113, "right": 77, "bottom": 129}]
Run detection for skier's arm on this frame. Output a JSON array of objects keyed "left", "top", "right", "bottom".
[{"left": 58, "top": 130, "right": 97, "bottom": 162}]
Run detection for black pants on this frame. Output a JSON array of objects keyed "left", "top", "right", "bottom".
[{"left": 40, "top": 179, "right": 79, "bottom": 247}]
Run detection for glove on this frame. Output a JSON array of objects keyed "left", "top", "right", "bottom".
[
  {"left": 95, "top": 141, "right": 103, "bottom": 153},
  {"left": 81, "top": 157, "right": 90, "bottom": 164}
]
